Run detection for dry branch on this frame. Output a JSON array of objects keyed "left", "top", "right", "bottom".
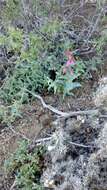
[
  {"left": 69, "top": 141, "right": 96, "bottom": 148},
  {"left": 10, "top": 180, "right": 17, "bottom": 190},
  {"left": 26, "top": 90, "right": 99, "bottom": 118}
]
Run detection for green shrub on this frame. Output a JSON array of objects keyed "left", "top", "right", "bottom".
[
  {"left": 0, "top": 19, "right": 104, "bottom": 124},
  {"left": 0, "top": 60, "right": 45, "bottom": 103},
  {"left": 1, "top": 0, "right": 21, "bottom": 22},
  {"left": 19, "top": 32, "right": 45, "bottom": 62},
  {"left": 94, "top": 34, "right": 107, "bottom": 56},
  {"left": 46, "top": 70, "right": 81, "bottom": 97},
  {"left": 0, "top": 26, "right": 23, "bottom": 55},
  {"left": 41, "top": 19, "right": 62, "bottom": 37},
  {"left": 4, "top": 140, "right": 45, "bottom": 190},
  {"left": 0, "top": 101, "right": 22, "bottom": 124},
  {"left": 0, "top": 29, "right": 103, "bottom": 112}
]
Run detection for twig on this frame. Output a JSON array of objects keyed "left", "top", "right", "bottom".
[
  {"left": 35, "top": 137, "right": 52, "bottom": 143},
  {"left": 26, "top": 90, "right": 99, "bottom": 118},
  {"left": 59, "top": 109, "right": 99, "bottom": 119},
  {"left": 69, "top": 141, "right": 96, "bottom": 148},
  {"left": 85, "top": 7, "right": 104, "bottom": 44},
  {"left": 28, "top": 137, "right": 53, "bottom": 151},
  {"left": 36, "top": 137, "right": 95, "bottom": 148},
  {"left": 29, "top": 136, "right": 96, "bottom": 150},
  {"left": 100, "top": 115, "right": 107, "bottom": 118},
  {"left": 10, "top": 180, "right": 17, "bottom": 190}
]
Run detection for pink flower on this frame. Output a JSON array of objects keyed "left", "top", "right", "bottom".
[
  {"left": 63, "top": 67, "right": 67, "bottom": 74},
  {"left": 62, "top": 50, "right": 75, "bottom": 75},
  {"left": 66, "top": 60, "right": 75, "bottom": 67},
  {"left": 65, "top": 50, "right": 75, "bottom": 66}
]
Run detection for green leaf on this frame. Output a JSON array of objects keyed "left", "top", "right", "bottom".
[{"left": 64, "top": 82, "right": 81, "bottom": 95}]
